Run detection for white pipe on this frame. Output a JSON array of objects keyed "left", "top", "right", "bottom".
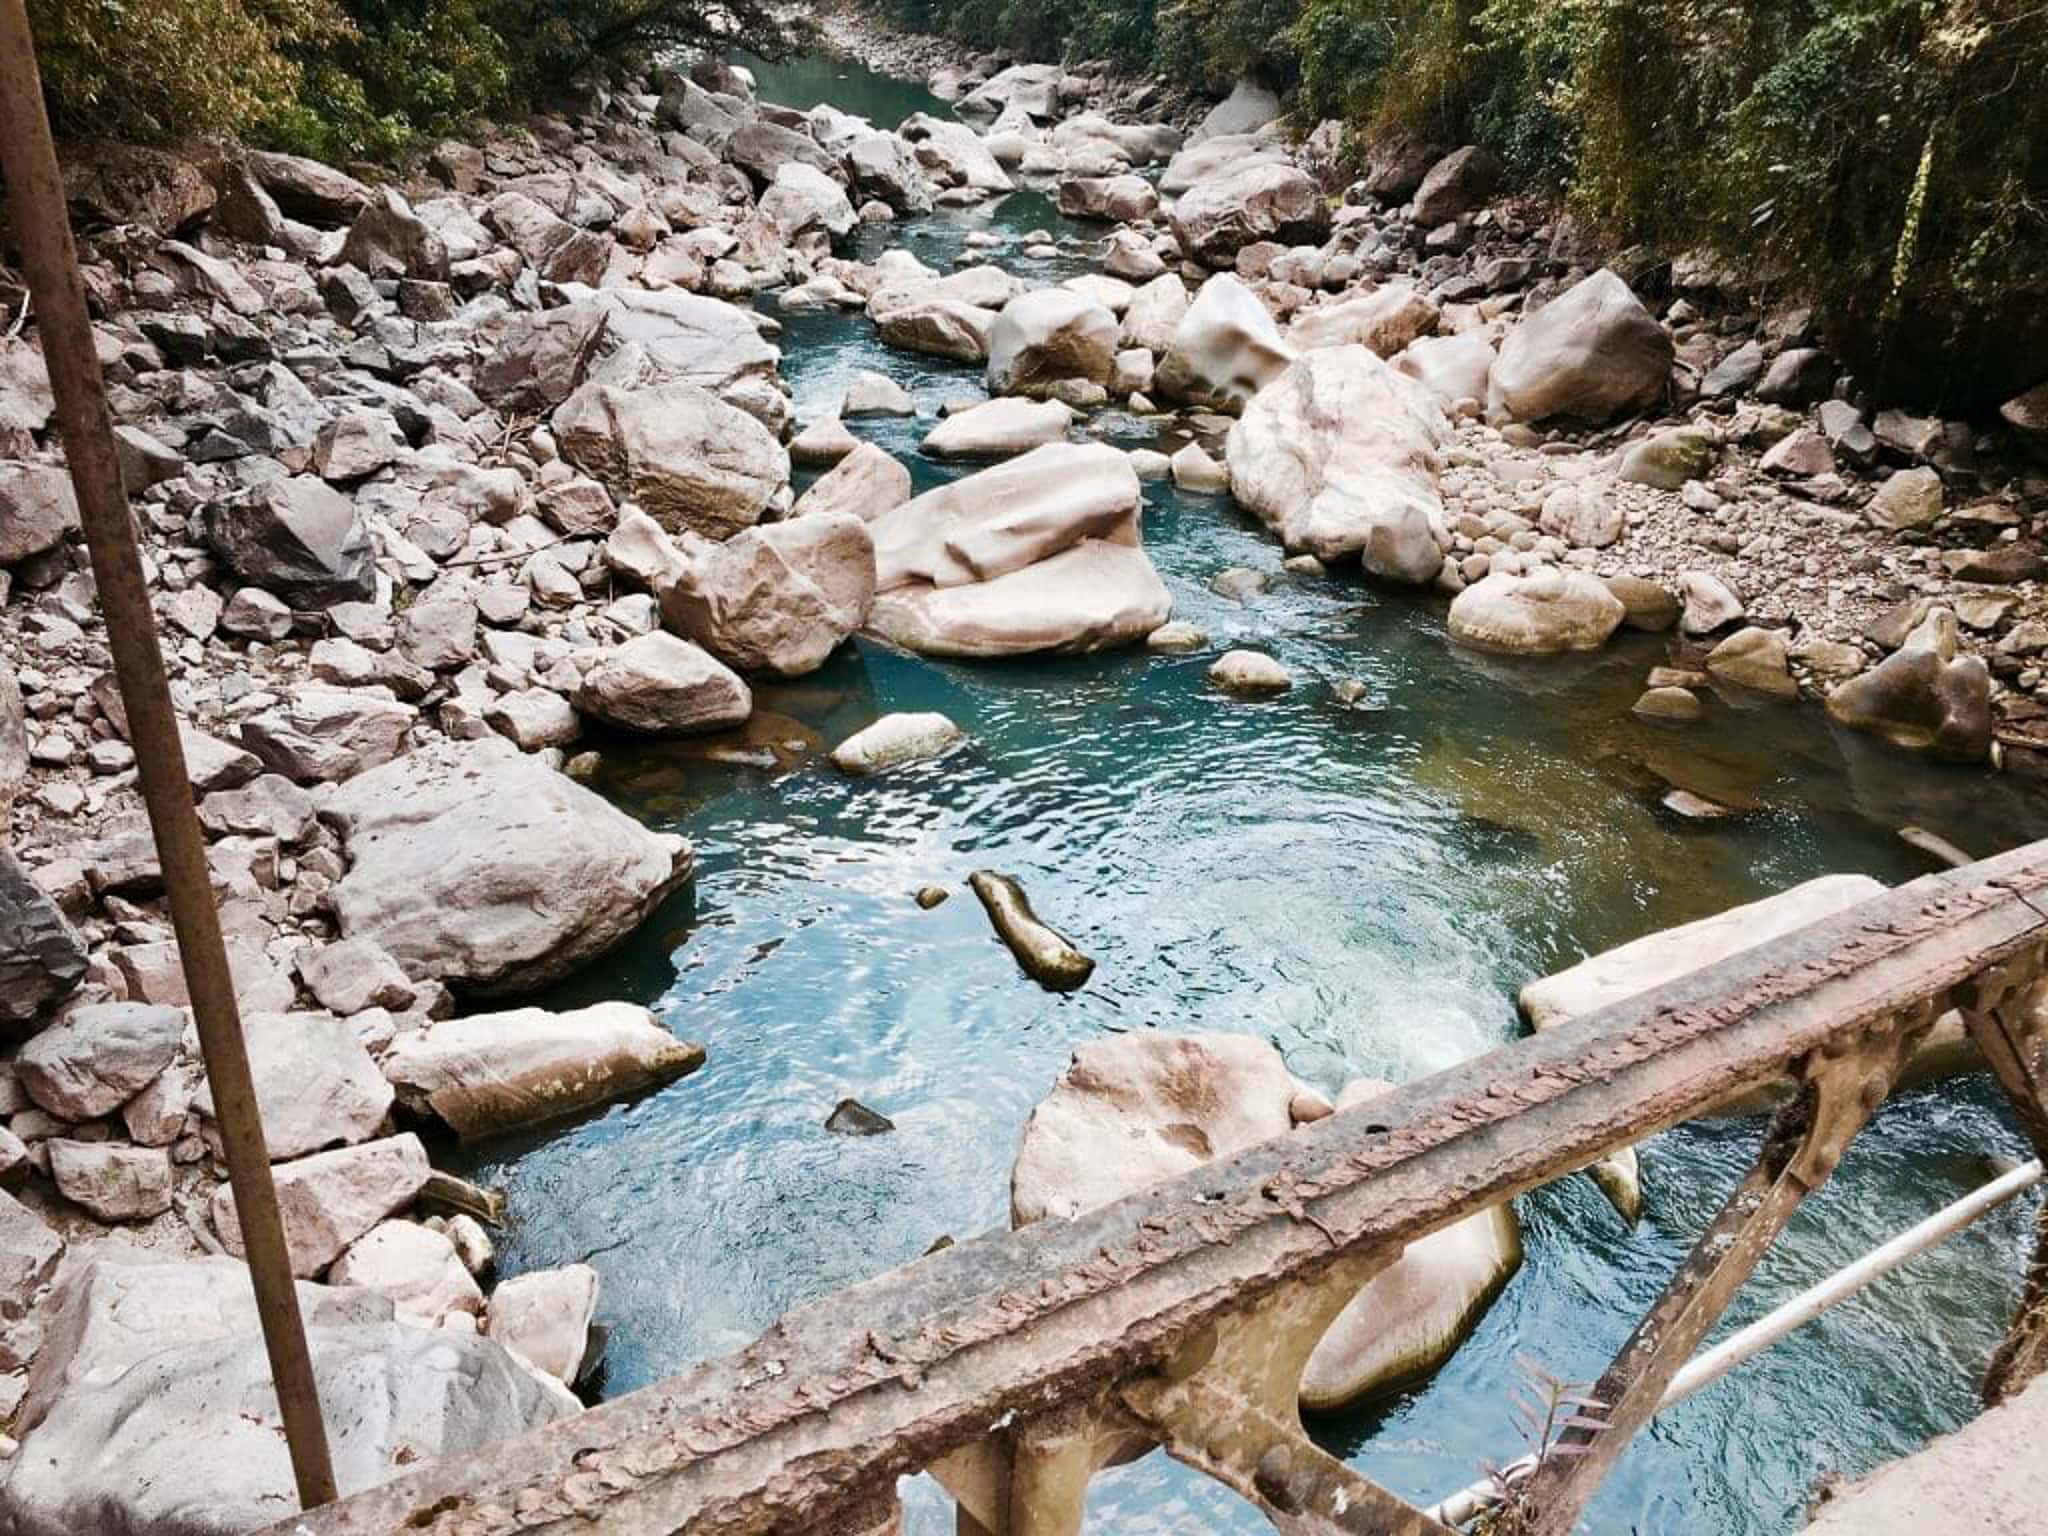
[{"left": 1426, "top": 1158, "right": 2044, "bottom": 1528}]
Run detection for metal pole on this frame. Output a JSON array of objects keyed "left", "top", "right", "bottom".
[
  {"left": 1428, "top": 1157, "right": 2045, "bottom": 1527},
  {"left": 0, "top": 2, "right": 338, "bottom": 1509}
]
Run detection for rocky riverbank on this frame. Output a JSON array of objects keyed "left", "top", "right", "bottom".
[{"left": 0, "top": 16, "right": 2043, "bottom": 1531}]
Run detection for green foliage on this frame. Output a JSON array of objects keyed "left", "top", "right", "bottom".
[
  {"left": 28, "top": 0, "right": 348, "bottom": 143},
  {"left": 32, "top": 0, "right": 803, "bottom": 159}
]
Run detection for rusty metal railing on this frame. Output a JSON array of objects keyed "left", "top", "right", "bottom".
[{"left": 264, "top": 843, "right": 2048, "bottom": 1536}]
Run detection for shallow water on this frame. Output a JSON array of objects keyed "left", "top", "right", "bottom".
[{"left": 462, "top": 53, "right": 2048, "bottom": 1534}]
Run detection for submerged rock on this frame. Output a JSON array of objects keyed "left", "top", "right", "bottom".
[
  {"left": 826, "top": 1098, "right": 897, "bottom": 1136},
  {"left": 1208, "top": 650, "right": 1292, "bottom": 694},
  {"left": 831, "top": 712, "right": 964, "bottom": 775},
  {"left": 969, "top": 871, "right": 1094, "bottom": 991},
  {"left": 1226, "top": 346, "right": 1445, "bottom": 579},
  {"left": 383, "top": 1002, "right": 703, "bottom": 1138}
]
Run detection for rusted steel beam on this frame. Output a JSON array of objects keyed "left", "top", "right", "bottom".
[
  {"left": 266, "top": 846, "right": 2048, "bottom": 1536},
  {"left": 1964, "top": 967, "right": 2048, "bottom": 1402},
  {"left": 1496, "top": 1025, "right": 1915, "bottom": 1536},
  {"left": 0, "top": 0, "right": 337, "bottom": 1510}
]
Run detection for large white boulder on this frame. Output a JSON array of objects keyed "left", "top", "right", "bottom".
[
  {"left": 1396, "top": 331, "right": 1497, "bottom": 407},
  {"left": 573, "top": 631, "right": 752, "bottom": 735},
  {"left": 1226, "top": 346, "right": 1446, "bottom": 579},
  {"left": 585, "top": 287, "right": 782, "bottom": 401},
  {"left": 383, "top": 1001, "right": 704, "bottom": 1138},
  {"left": 657, "top": 512, "right": 877, "bottom": 676},
  {"left": 552, "top": 380, "right": 787, "bottom": 538},
  {"left": 210, "top": 1134, "right": 432, "bottom": 1277},
  {"left": 899, "top": 113, "right": 1014, "bottom": 194},
  {"left": 986, "top": 289, "right": 1118, "bottom": 397},
  {"left": 866, "top": 442, "right": 1170, "bottom": 657},
  {"left": 1490, "top": 269, "right": 1673, "bottom": 424},
  {"left": 1161, "top": 133, "right": 1286, "bottom": 195},
  {"left": 792, "top": 441, "right": 912, "bottom": 521},
  {"left": 486, "top": 1264, "right": 601, "bottom": 1386},
  {"left": 1288, "top": 282, "right": 1440, "bottom": 356},
  {"left": 0, "top": 1312, "right": 569, "bottom": 1536},
  {"left": 1171, "top": 161, "right": 1329, "bottom": 267},
  {"left": 1119, "top": 272, "right": 1192, "bottom": 357},
  {"left": 1299, "top": 1077, "right": 1522, "bottom": 1410},
  {"left": 1155, "top": 273, "right": 1295, "bottom": 412},
  {"left": 1447, "top": 568, "right": 1627, "bottom": 654},
  {"left": 757, "top": 161, "right": 856, "bottom": 241},
  {"left": 922, "top": 397, "right": 1072, "bottom": 460},
  {"left": 325, "top": 736, "right": 694, "bottom": 995}
]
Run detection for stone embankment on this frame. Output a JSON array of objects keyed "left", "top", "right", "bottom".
[{"left": 0, "top": 9, "right": 2041, "bottom": 1530}]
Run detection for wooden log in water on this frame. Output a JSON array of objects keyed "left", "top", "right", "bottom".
[{"left": 969, "top": 871, "right": 1095, "bottom": 991}]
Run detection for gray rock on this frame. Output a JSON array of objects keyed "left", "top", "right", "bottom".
[
  {"left": 337, "top": 186, "right": 450, "bottom": 281},
  {"left": 48, "top": 1140, "right": 173, "bottom": 1222},
  {"left": 244, "top": 148, "right": 371, "bottom": 224},
  {"left": 212, "top": 1133, "right": 432, "bottom": 1276},
  {"left": 240, "top": 684, "right": 416, "bottom": 783},
  {"left": 986, "top": 289, "right": 1118, "bottom": 398},
  {"left": 659, "top": 512, "right": 875, "bottom": 677},
  {"left": 0, "top": 851, "right": 87, "bottom": 1030},
  {"left": 476, "top": 299, "right": 609, "bottom": 414},
  {"left": 0, "top": 463, "right": 79, "bottom": 565},
  {"left": 325, "top": 736, "right": 693, "bottom": 994},
  {"left": 383, "top": 1002, "right": 704, "bottom": 1137},
  {"left": 299, "top": 938, "right": 415, "bottom": 1016},
  {"left": 1491, "top": 269, "right": 1672, "bottom": 424},
  {"left": 1754, "top": 347, "right": 1832, "bottom": 406},
  {"left": 0, "top": 1189, "right": 62, "bottom": 1322},
  {"left": 204, "top": 476, "right": 375, "bottom": 606},
  {"left": 1700, "top": 340, "right": 1765, "bottom": 398},
  {"left": 1866, "top": 466, "right": 1945, "bottom": 531},
  {"left": 485, "top": 191, "right": 611, "bottom": 285},
  {"left": 553, "top": 380, "right": 787, "bottom": 540},
  {"left": 484, "top": 1264, "right": 600, "bottom": 1385},
  {"left": 1172, "top": 161, "right": 1330, "bottom": 267},
  {"left": 1411, "top": 145, "right": 1500, "bottom": 226},
  {"left": 195, "top": 1011, "right": 394, "bottom": 1160},
  {"left": 328, "top": 1219, "right": 480, "bottom": 1324},
  {"left": 0, "top": 1317, "right": 570, "bottom": 1536},
  {"left": 16, "top": 1001, "right": 182, "bottom": 1119},
  {"left": 573, "top": 630, "right": 752, "bottom": 735}
]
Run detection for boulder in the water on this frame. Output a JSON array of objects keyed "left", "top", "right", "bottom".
[
  {"left": 826, "top": 1098, "right": 897, "bottom": 1136},
  {"left": 1448, "top": 568, "right": 1625, "bottom": 655}
]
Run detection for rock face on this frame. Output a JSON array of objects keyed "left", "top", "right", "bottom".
[
  {"left": 1, "top": 1310, "right": 569, "bottom": 1536},
  {"left": 658, "top": 513, "right": 877, "bottom": 676},
  {"left": 985, "top": 290, "right": 1117, "bottom": 398},
  {"left": 16, "top": 1001, "right": 182, "bottom": 1119},
  {"left": 1172, "top": 162, "right": 1329, "bottom": 266},
  {"left": 325, "top": 736, "right": 694, "bottom": 995},
  {"left": 552, "top": 380, "right": 787, "bottom": 539},
  {"left": 211, "top": 1134, "right": 432, "bottom": 1276},
  {"left": 204, "top": 476, "right": 375, "bottom": 605},
  {"left": 1447, "top": 568, "right": 1627, "bottom": 654},
  {"left": 1156, "top": 273, "right": 1295, "bottom": 413},
  {"left": 1299, "top": 1078, "right": 1522, "bottom": 1411},
  {"left": 1226, "top": 347, "right": 1445, "bottom": 579},
  {"left": 1490, "top": 269, "right": 1673, "bottom": 424},
  {"left": 574, "top": 631, "right": 752, "bottom": 735},
  {"left": 1, "top": 849, "right": 88, "bottom": 1029},
  {"left": 865, "top": 442, "right": 1171, "bottom": 657},
  {"left": 831, "top": 712, "right": 964, "bottom": 775},
  {"left": 384, "top": 1002, "right": 703, "bottom": 1138}
]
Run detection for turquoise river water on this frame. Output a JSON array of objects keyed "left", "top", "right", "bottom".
[{"left": 456, "top": 53, "right": 2048, "bottom": 1535}]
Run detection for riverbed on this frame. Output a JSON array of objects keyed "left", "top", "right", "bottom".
[{"left": 461, "top": 53, "right": 2048, "bottom": 1534}]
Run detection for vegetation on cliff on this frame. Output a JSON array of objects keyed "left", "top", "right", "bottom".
[{"left": 884, "top": 0, "right": 2047, "bottom": 401}]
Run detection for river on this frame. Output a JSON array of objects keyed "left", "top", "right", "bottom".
[{"left": 456, "top": 52, "right": 2048, "bottom": 1534}]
